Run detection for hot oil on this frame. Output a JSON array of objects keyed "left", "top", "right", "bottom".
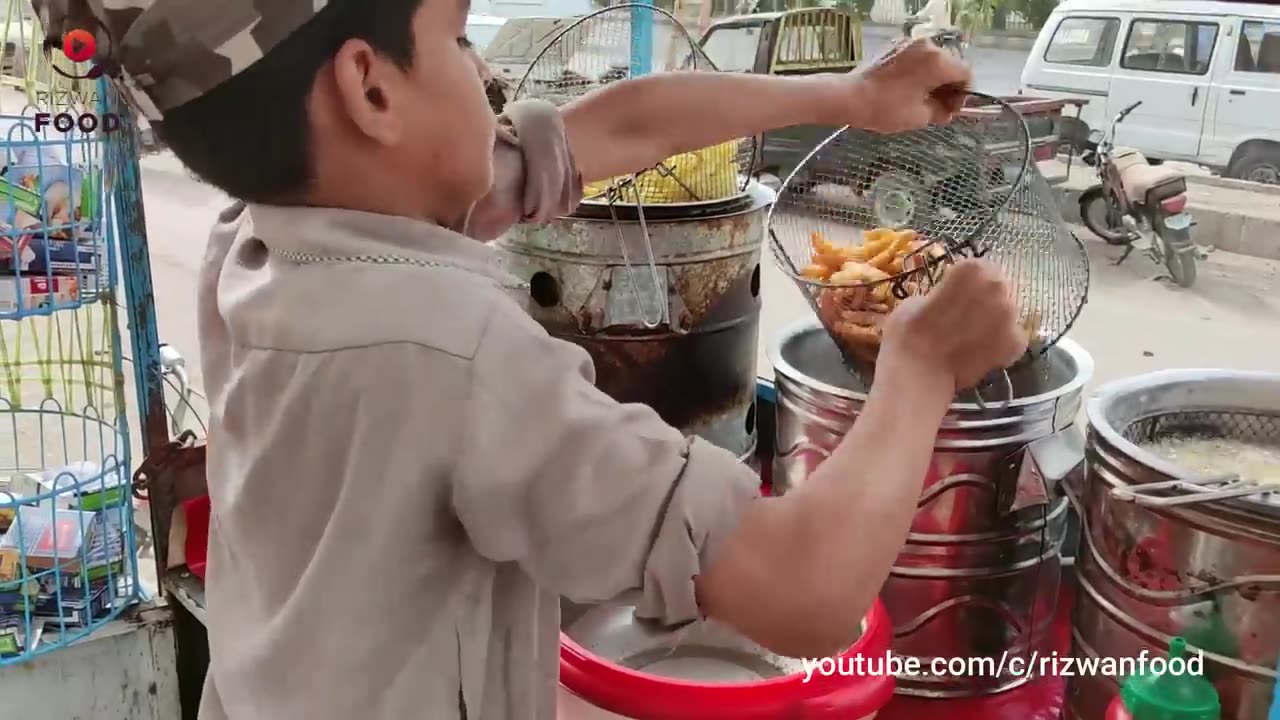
[{"left": 1140, "top": 435, "right": 1280, "bottom": 487}]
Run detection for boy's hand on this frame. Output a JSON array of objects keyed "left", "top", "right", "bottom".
[
  {"left": 839, "top": 38, "right": 973, "bottom": 133},
  {"left": 880, "top": 259, "right": 1028, "bottom": 392}
]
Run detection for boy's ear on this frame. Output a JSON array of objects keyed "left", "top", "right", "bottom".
[{"left": 328, "top": 39, "right": 404, "bottom": 146}]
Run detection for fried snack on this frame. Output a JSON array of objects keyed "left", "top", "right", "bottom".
[
  {"left": 804, "top": 228, "right": 947, "bottom": 365},
  {"left": 867, "top": 230, "right": 916, "bottom": 273},
  {"left": 1022, "top": 310, "right": 1043, "bottom": 345},
  {"left": 583, "top": 140, "right": 742, "bottom": 203},
  {"left": 829, "top": 261, "right": 888, "bottom": 286}
]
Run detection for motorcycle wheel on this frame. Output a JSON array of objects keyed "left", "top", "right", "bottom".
[
  {"left": 1079, "top": 186, "right": 1134, "bottom": 246},
  {"left": 1154, "top": 219, "right": 1197, "bottom": 288}
]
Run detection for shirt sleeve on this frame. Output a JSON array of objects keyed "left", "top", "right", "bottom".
[
  {"left": 465, "top": 99, "right": 584, "bottom": 241},
  {"left": 452, "top": 310, "right": 761, "bottom": 625}
]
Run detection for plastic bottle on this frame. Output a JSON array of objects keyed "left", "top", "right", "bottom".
[{"left": 1104, "top": 638, "right": 1220, "bottom": 720}]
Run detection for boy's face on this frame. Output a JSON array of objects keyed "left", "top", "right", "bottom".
[
  {"left": 406, "top": 0, "right": 499, "bottom": 200},
  {"left": 312, "top": 0, "right": 497, "bottom": 224}
]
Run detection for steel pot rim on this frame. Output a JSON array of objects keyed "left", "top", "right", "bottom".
[
  {"left": 768, "top": 318, "right": 1094, "bottom": 411},
  {"left": 566, "top": 181, "right": 777, "bottom": 224},
  {"left": 1086, "top": 368, "right": 1280, "bottom": 492}
]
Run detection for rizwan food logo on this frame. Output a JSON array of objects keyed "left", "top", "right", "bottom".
[
  {"left": 36, "top": 21, "right": 126, "bottom": 135},
  {"left": 49, "top": 19, "right": 116, "bottom": 81}
]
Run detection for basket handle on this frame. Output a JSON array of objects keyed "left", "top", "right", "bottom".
[{"left": 606, "top": 176, "right": 668, "bottom": 329}]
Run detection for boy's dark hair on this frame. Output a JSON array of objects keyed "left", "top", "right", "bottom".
[{"left": 153, "top": 0, "right": 425, "bottom": 203}]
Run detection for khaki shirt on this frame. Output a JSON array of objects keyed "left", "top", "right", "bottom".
[{"left": 195, "top": 100, "right": 760, "bottom": 720}]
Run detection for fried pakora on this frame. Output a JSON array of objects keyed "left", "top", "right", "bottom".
[{"left": 802, "top": 228, "right": 947, "bottom": 363}]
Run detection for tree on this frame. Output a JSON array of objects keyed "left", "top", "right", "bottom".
[{"left": 953, "top": 0, "right": 998, "bottom": 38}]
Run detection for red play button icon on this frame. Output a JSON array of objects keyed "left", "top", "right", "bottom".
[{"left": 62, "top": 28, "right": 96, "bottom": 63}]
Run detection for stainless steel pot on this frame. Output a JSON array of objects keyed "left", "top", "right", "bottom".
[
  {"left": 499, "top": 184, "right": 771, "bottom": 458},
  {"left": 1066, "top": 369, "right": 1280, "bottom": 720},
  {"left": 767, "top": 319, "right": 1094, "bottom": 697}
]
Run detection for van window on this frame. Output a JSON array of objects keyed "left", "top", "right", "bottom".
[
  {"left": 700, "top": 25, "right": 761, "bottom": 73},
  {"left": 1044, "top": 17, "right": 1120, "bottom": 67},
  {"left": 1236, "top": 21, "right": 1280, "bottom": 74},
  {"left": 1121, "top": 19, "right": 1218, "bottom": 75}
]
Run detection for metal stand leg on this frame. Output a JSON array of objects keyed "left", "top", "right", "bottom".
[{"left": 1114, "top": 244, "right": 1134, "bottom": 266}]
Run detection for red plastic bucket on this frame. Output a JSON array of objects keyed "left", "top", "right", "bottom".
[{"left": 559, "top": 599, "right": 896, "bottom": 720}]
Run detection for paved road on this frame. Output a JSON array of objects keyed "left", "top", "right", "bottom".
[{"left": 862, "top": 25, "right": 1028, "bottom": 96}]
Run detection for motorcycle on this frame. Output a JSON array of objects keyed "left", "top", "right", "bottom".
[
  {"left": 932, "top": 28, "right": 966, "bottom": 58},
  {"left": 1078, "top": 100, "right": 1198, "bottom": 288},
  {"left": 903, "top": 17, "right": 965, "bottom": 58}
]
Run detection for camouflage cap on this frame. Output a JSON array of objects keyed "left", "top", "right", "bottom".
[{"left": 31, "top": 0, "right": 332, "bottom": 120}]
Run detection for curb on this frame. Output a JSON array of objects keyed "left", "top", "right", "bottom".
[
  {"left": 1055, "top": 186, "right": 1280, "bottom": 262},
  {"left": 968, "top": 33, "right": 1037, "bottom": 52},
  {"left": 1187, "top": 173, "right": 1280, "bottom": 198}
]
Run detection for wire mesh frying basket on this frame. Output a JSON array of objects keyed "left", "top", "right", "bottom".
[
  {"left": 1112, "top": 409, "right": 1280, "bottom": 512},
  {"left": 511, "top": 3, "right": 758, "bottom": 329},
  {"left": 512, "top": 3, "right": 757, "bottom": 207},
  {"left": 767, "top": 92, "right": 1089, "bottom": 386}
]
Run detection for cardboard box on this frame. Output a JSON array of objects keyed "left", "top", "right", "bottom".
[
  {"left": 0, "top": 235, "right": 102, "bottom": 275},
  {"left": 9, "top": 463, "right": 124, "bottom": 512},
  {"left": 0, "top": 490, "right": 36, "bottom": 532},
  {"left": 0, "top": 549, "right": 22, "bottom": 584},
  {"left": 0, "top": 275, "right": 79, "bottom": 314},
  {"left": 0, "top": 163, "right": 99, "bottom": 240},
  {"left": 0, "top": 508, "right": 98, "bottom": 571},
  {"left": 0, "top": 616, "right": 44, "bottom": 657}
]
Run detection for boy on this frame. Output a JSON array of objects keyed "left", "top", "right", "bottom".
[{"left": 37, "top": 1, "right": 1028, "bottom": 718}]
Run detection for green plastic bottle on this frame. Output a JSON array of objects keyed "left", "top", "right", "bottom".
[{"left": 1106, "top": 638, "right": 1221, "bottom": 720}]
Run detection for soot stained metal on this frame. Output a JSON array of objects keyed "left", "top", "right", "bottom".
[{"left": 499, "top": 184, "right": 771, "bottom": 459}]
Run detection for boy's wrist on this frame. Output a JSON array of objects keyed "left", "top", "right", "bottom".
[
  {"left": 874, "top": 338, "right": 956, "bottom": 416},
  {"left": 798, "top": 75, "right": 871, "bottom": 128}
]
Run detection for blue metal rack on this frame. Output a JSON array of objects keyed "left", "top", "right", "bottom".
[{"left": 0, "top": 80, "right": 140, "bottom": 664}]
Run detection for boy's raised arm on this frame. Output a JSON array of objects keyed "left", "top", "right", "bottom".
[
  {"left": 466, "top": 39, "right": 968, "bottom": 240},
  {"left": 560, "top": 38, "right": 971, "bottom": 184}
]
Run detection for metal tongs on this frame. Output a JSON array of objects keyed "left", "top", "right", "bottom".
[{"left": 1110, "top": 472, "right": 1273, "bottom": 507}]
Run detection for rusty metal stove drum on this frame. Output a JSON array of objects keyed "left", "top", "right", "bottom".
[
  {"left": 1065, "top": 370, "right": 1280, "bottom": 720},
  {"left": 497, "top": 182, "right": 772, "bottom": 459},
  {"left": 768, "top": 318, "right": 1093, "bottom": 698}
]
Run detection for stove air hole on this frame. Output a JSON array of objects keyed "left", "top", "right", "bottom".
[
  {"left": 530, "top": 272, "right": 559, "bottom": 308},
  {"left": 750, "top": 264, "right": 761, "bottom": 297}
]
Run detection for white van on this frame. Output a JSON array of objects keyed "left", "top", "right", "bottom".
[
  {"left": 466, "top": 14, "right": 509, "bottom": 54},
  {"left": 471, "top": 0, "right": 592, "bottom": 19},
  {"left": 1020, "top": 0, "right": 1280, "bottom": 183}
]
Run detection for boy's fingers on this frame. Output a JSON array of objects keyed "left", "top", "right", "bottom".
[
  {"left": 921, "top": 41, "right": 973, "bottom": 87},
  {"left": 933, "top": 58, "right": 973, "bottom": 90}
]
